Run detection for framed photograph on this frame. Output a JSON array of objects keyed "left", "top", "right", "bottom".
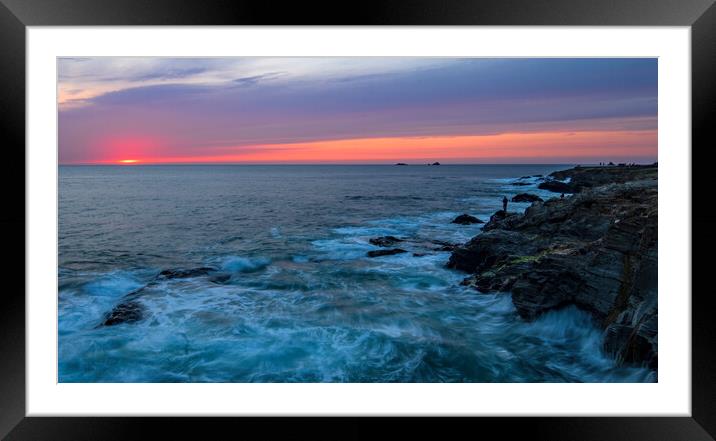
[{"left": 3, "top": 0, "right": 714, "bottom": 439}]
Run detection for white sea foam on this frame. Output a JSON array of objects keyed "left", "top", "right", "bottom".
[
  {"left": 220, "top": 256, "right": 271, "bottom": 273},
  {"left": 58, "top": 165, "right": 653, "bottom": 383}
]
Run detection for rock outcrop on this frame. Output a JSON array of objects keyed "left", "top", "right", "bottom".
[
  {"left": 482, "top": 210, "right": 520, "bottom": 231},
  {"left": 366, "top": 236, "right": 459, "bottom": 257},
  {"left": 367, "top": 248, "right": 407, "bottom": 258},
  {"left": 369, "top": 236, "right": 404, "bottom": 247},
  {"left": 102, "top": 297, "right": 145, "bottom": 326},
  {"left": 451, "top": 214, "right": 483, "bottom": 225},
  {"left": 511, "top": 193, "right": 543, "bottom": 203},
  {"left": 537, "top": 180, "right": 571, "bottom": 193},
  {"left": 101, "top": 266, "right": 228, "bottom": 326},
  {"left": 448, "top": 165, "right": 658, "bottom": 370},
  {"left": 539, "top": 165, "right": 658, "bottom": 194}
]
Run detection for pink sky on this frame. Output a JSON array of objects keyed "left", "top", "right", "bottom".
[{"left": 58, "top": 58, "right": 658, "bottom": 164}]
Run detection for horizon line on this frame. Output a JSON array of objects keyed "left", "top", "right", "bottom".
[{"left": 58, "top": 161, "right": 657, "bottom": 166}]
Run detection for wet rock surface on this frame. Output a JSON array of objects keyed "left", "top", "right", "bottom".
[
  {"left": 368, "top": 236, "right": 459, "bottom": 255},
  {"left": 157, "top": 267, "right": 216, "bottom": 280},
  {"left": 102, "top": 298, "right": 145, "bottom": 326},
  {"left": 367, "top": 248, "right": 407, "bottom": 257},
  {"left": 101, "top": 267, "right": 223, "bottom": 326},
  {"left": 537, "top": 180, "right": 572, "bottom": 193},
  {"left": 482, "top": 210, "right": 520, "bottom": 231},
  {"left": 511, "top": 193, "right": 543, "bottom": 203},
  {"left": 451, "top": 214, "right": 483, "bottom": 225},
  {"left": 369, "top": 235, "right": 405, "bottom": 247},
  {"left": 448, "top": 165, "right": 658, "bottom": 370}
]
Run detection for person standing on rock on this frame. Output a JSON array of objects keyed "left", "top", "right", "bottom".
[
  {"left": 560, "top": 193, "right": 565, "bottom": 199},
  {"left": 502, "top": 196, "right": 508, "bottom": 212}
]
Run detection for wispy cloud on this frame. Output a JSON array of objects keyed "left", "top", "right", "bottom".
[{"left": 58, "top": 57, "right": 658, "bottom": 164}]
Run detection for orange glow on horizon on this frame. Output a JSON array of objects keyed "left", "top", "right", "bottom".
[{"left": 84, "top": 130, "right": 656, "bottom": 165}]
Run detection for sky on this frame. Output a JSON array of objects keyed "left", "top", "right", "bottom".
[{"left": 58, "top": 57, "right": 657, "bottom": 164}]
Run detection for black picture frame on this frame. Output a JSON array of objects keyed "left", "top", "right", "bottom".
[{"left": 2, "top": 0, "right": 714, "bottom": 439}]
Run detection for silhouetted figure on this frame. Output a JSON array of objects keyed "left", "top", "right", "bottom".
[
  {"left": 560, "top": 193, "right": 565, "bottom": 199},
  {"left": 502, "top": 196, "right": 508, "bottom": 212}
]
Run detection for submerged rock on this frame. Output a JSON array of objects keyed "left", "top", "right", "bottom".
[
  {"left": 157, "top": 267, "right": 216, "bottom": 280},
  {"left": 102, "top": 299, "right": 145, "bottom": 326},
  {"left": 369, "top": 236, "right": 404, "bottom": 247},
  {"left": 100, "top": 266, "right": 221, "bottom": 327},
  {"left": 451, "top": 214, "right": 483, "bottom": 225},
  {"left": 511, "top": 193, "right": 543, "bottom": 203},
  {"left": 208, "top": 273, "right": 232, "bottom": 284},
  {"left": 448, "top": 166, "right": 658, "bottom": 369},
  {"left": 367, "top": 248, "right": 407, "bottom": 257}
]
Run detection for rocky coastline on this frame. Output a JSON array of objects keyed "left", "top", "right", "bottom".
[
  {"left": 98, "top": 164, "right": 658, "bottom": 376},
  {"left": 448, "top": 165, "right": 658, "bottom": 371}
]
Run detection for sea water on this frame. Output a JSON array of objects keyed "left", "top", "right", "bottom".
[{"left": 58, "top": 164, "right": 654, "bottom": 382}]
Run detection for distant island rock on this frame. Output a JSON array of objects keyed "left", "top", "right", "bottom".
[
  {"left": 428, "top": 162, "right": 441, "bottom": 166},
  {"left": 448, "top": 164, "right": 658, "bottom": 372},
  {"left": 395, "top": 163, "right": 408, "bottom": 166}
]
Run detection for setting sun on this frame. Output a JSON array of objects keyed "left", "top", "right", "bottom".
[{"left": 118, "top": 159, "right": 139, "bottom": 164}]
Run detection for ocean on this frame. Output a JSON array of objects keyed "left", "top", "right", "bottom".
[{"left": 58, "top": 164, "right": 654, "bottom": 382}]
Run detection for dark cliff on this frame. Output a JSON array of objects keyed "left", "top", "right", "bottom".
[{"left": 448, "top": 166, "right": 658, "bottom": 370}]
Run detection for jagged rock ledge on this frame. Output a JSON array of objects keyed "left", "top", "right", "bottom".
[
  {"left": 538, "top": 163, "right": 658, "bottom": 193},
  {"left": 447, "top": 165, "right": 658, "bottom": 370}
]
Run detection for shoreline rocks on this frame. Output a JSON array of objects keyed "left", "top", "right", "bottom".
[
  {"left": 539, "top": 164, "right": 658, "bottom": 194},
  {"left": 448, "top": 165, "right": 658, "bottom": 370},
  {"left": 537, "top": 180, "right": 571, "bottom": 193},
  {"left": 511, "top": 193, "right": 543, "bottom": 203},
  {"left": 482, "top": 210, "right": 520, "bottom": 231}
]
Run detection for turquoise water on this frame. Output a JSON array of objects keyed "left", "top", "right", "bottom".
[{"left": 58, "top": 165, "right": 654, "bottom": 382}]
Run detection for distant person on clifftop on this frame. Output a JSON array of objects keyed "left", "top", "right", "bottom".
[{"left": 502, "top": 196, "right": 508, "bottom": 212}]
